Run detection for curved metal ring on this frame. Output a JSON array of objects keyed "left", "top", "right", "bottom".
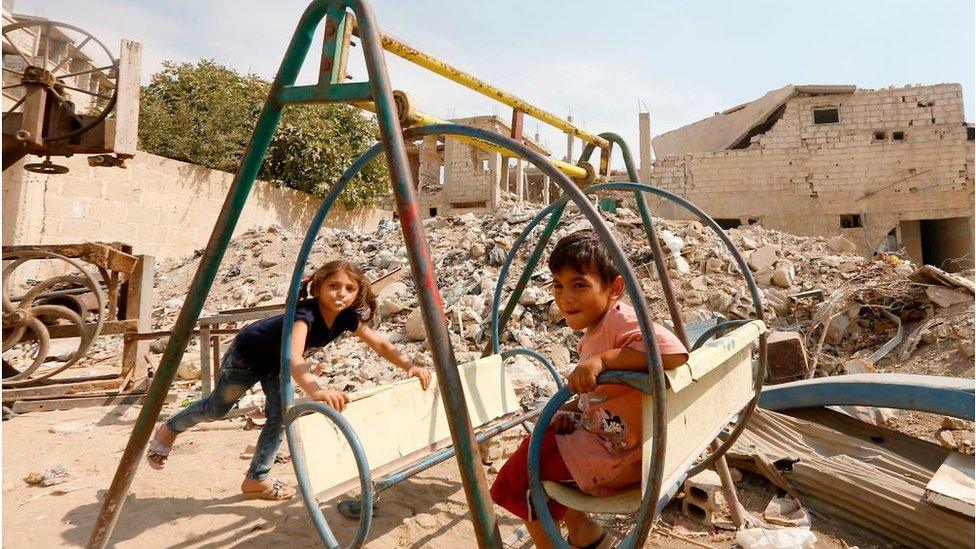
[
  {"left": 284, "top": 402, "right": 374, "bottom": 549},
  {"left": 576, "top": 181, "right": 767, "bottom": 478},
  {"left": 2, "top": 250, "right": 106, "bottom": 386},
  {"left": 691, "top": 320, "right": 753, "bottom": 352},
  {"left": 279, "top": 123, "right": 670, "bottom": 549},
  {"left": 500, "top": 347, "right": 564, "bottom": 389},
  {"left": 491, "top": 178, "right": 767, "bottom": 532}
]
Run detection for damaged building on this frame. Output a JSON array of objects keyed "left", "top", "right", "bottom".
[
  {"left": 405, "top": 114, "right": 555, "bottom": 218},
  {"left": 643, "top": 83, "right": 975, "bottom": 271}
]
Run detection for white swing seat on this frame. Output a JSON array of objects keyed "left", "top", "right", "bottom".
[{"left": 542, "top": 320, "right": 766, "bottom": 513}]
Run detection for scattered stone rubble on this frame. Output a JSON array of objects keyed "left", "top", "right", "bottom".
[{"left": 81, "top": 195, "right": 973, "bottom": 439}]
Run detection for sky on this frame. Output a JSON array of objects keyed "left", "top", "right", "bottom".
[{"left": 12, "top": 0, "right": 976, "bottom": 168}]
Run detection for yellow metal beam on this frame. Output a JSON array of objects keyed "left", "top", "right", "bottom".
[
  {"left": 351, "top": 100, "right": 591, "bottom": 181},
  {"left": 351, "top": 27, "right": 610, "bottom": 151}
]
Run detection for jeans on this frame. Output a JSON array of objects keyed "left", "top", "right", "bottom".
[{"left": 166, "top": 345, "right": 283, "bottom": 481}]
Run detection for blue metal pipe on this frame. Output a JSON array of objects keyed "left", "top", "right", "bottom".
[
  {"left": 372, "top": 408, "right": 543, "bottom": 493},
  {"left": 489, "top": 198, "right": 569, "bottom": 354},
  {"left": 692, "top": 320, "right": 752, "bottom": 351},
  {"left": 759, "top": 373, "right": 976, "bottom": 421},
  {"left": 576, "top": 181, "right": 766, "bottom": 478},
  {"left": 284, "top": 401, "right": 374, "bottom": 548},
  {"left": 488, "top": 202, "right": 568, "bottom": 357}
]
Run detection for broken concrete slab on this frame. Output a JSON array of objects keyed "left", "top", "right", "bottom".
[
  {"left": 747, "top": 245, "right": 780, "bottom": 271},
  {"left": 826, "top": 236, "right": 856, "bottom": 254},
  {"left": 926, "top": 286, "right": 972, "bottom": 308}
]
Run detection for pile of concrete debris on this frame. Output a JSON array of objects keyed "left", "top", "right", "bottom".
[{"left": 139, "top": 202, "right": 973, "bottom": 410}]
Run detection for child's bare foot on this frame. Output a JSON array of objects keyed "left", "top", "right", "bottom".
[
  {"left": 146, "top": 424, "right": 176, "bottom": 470},
  {"left": 565, "top": 509, "right": 607, "bottom": 548},
  {"left": 241, "top": 477, "right": 296, "bottom": 501}
]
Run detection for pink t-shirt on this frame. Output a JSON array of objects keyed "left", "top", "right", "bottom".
[{"left": 555, "top": 302, "right": 687, "bottom": 496}]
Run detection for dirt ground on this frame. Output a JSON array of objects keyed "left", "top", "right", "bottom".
[{"left": 2, "top": 402, "right": 887, "bottom": 548}]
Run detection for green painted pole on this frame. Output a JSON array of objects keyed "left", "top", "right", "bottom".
[
  {"left": 483, "top": 202, "right": 566, "bottom": 358},
  {"left": 85, "top": 3, "right": 328, "bottom": 547}
]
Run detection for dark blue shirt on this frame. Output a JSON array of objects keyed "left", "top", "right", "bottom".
[{"left": 232, "top": 299, "right": 360, "bottom": 375}]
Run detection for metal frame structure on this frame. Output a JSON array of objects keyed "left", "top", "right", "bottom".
[{"left": 89, "top": 1, "right": 761, "bottom": 547}]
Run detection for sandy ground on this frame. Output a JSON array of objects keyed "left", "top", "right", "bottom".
[{"left": 2, "top": 401, "right": 886, "bottom": 549}]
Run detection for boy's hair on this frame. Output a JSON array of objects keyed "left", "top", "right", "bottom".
[
  {"left": 548, "top": 229, "right": 620, "bottom": 286},
  {"left": 302, "top": 260, "right": 377, "bottom": 321}
]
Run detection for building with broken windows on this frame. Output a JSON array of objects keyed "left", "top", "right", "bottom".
[{"left": 642, "top": 84, "right": 974, "bottom": 271}]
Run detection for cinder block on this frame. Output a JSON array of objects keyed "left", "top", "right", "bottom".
[{"left": 682, "top": 469, "right": 725, "bottom": 527}]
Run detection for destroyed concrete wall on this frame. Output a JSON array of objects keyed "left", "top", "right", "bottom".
[
  {"left": 2, "top": 151, "right": 389, "bottom": 259},
  {"left": 420, "top": 115, "right": 553, "bottom": 217},
  {"left": 440, "top": 116, "right": 504, "bottom": 214},
  {"left": 649, "top": 84, "right": 975, "bottom": 268}
]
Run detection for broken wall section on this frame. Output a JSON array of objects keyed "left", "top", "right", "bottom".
[
  {"left": 2, "top": 152, "right": 389, "bottom": 259},
  {"left": 650, "top": 84, "right": 974, "bottom": 269}
]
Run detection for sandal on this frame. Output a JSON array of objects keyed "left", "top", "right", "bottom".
[
  {"left": 338, "top": 498, "right": 380, "bottom": 519},
  {"left": 146, "top": 440, "right": 171, "bottom": 471},
  {"left": 568, "top": 531, "right": 608, "bottom": 549},
  {"left": 241, "top": 478, "right": 296, "bottom": 501}
]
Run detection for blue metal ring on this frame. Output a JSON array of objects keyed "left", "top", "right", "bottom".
[
  {"left": 490, "top": 197, "right": 569, "bottom": 354},
  {"left": 691, "top": 320, "right": 753, "bottom": 351},
  {"left": 284, "top": 402, "right": 374, "bottom": 548},
  {"left": 573, "top": 181, "right": 767, "bottom": 478}
]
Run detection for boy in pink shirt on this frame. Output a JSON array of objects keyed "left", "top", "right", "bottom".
[{"left": 491, "top": 230, "right": 688, "bottom": 549}]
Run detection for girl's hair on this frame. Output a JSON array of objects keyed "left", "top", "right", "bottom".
[{"left": 301, "top": 260, "right": 377, "bottom": 322}]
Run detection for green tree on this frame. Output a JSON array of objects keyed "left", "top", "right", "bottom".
[{"left": 138, "top": 60, "right": 389, "bottom": 207}]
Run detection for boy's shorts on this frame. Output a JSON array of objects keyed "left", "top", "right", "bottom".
[{"left": 490, "top": 428, "right": 575, "bottom": 521}]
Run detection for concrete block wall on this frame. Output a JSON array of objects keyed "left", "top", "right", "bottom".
[
  {"left": 3, "top": 151, "right": 389, "bottom": 260},
  {"left": 442, "top": 116, "right": 501, "bottom": 213},
  {"left": 651, "top": 84, "right": 974, "bottom": 254}
]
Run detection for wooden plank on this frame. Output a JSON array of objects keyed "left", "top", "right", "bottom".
[
  {"left": 2, "top": 378, "right": 123, "bottom": 402},
  {"left": 121, "top": 255, "right": 153, "bottom": 378},
  {"left": 7, "top": 319, "right": 138, "bottom": 341},
  {"left": 295, "top": 355, "right": 518, "bottom": 499},
  {"left": 112, "top": 39, "right": 141, "bottom": 156},
  {"left": 20, "top": 86, "right": 45, "bottom": 147},
  {"left": 2, "top": 242, "right": 137, "bottom": 273},
  {"left": 925, "top": 452, "right": 975, "bottom": 517},
  {"left": 11, "top": 392, "right": 175, "bottom": 413},
  {"left": 370, "top": 266, "right": 404, "bottom": 294}
]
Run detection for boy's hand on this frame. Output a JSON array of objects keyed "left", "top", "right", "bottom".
[
  {"left": 405, "top": 365, "right": 432, "bottom": 390},
  {"left": 552, "top": 413, "right": 577, "bottom": 435},
  {"left": 312, "top": 389, "right": 349, "bottom": 412},
  {"left": 567, "top": 357, "right": 604, "bottom": 394}
]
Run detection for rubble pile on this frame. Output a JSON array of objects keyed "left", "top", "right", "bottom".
[{"left": 134, "top": 199, "right": 972, "bottom": 404}]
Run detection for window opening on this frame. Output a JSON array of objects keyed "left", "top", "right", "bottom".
[{"left": 812, "top": 107, "right": 840, "bottom": 124}]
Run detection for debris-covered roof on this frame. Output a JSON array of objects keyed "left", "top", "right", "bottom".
[{"left": 652, "top": 84, "right": 857, "bottom": 158}]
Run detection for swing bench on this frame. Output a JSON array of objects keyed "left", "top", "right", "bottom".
[
  {"left": 289, "top": 349, "right": 561, "bottom": 511},
  {"left": 535, "top": 319, "right": 765, "bottom": 514}
]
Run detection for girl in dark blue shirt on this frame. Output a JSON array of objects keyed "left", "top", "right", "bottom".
[{"left": 146, "top": 260, "right": 431, "bottom": 500}]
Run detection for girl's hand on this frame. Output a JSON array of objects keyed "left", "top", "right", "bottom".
[
  {"left": 405, "top": 366, "right": 432, "bottom": 390},
  {"left": 312, "top": 389, "right": 349, "bottom": 412},
  {"left": 567, "top": 357, "right": 603, "bottom": 394}
]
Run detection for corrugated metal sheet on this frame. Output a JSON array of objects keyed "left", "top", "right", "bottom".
[{"left": 729, "top": 408, "right": 973, "bottom": 548}]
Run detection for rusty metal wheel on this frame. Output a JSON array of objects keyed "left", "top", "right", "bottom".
[
  {"left": 2, "top": 250, "right": 105, "bottom": 386},
  {"left": 2, "top": 19, "right": 119, "bottom": 142}
]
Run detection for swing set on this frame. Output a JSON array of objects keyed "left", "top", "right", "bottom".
[{"left": 87, "top": 2, "right": 769, "bottom": 547}]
